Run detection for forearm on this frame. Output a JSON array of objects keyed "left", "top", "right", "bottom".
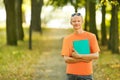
[
  {"left": 72, "top": 52, "right": 99, "bottom": 60},
  {"left": 63, "top": 56, "right": 92, "bottom": 63},
  {"left": 63, "top": 56, "right": 80, "bottom": 63},
  {"left": 80, "top": 52, "right": 99, "bottom": 60}
]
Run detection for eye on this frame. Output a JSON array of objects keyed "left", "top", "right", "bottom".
[{"left": 72, "top": 20, "right": 76, "bottom": 22}]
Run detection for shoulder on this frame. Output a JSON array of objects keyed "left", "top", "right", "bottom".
[
  {"left": 63, "top": 33, "right": 74, "bottom": 41},
  {"left": 85, "top": 31, "right": 96, "bottom": 37}
]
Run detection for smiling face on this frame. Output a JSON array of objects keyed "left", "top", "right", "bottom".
[{"left": 71, "top": 15, "right": 83, "bottom": 30}]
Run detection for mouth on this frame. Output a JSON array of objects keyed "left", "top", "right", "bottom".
[
  {"left": 73, "top": 25, "right": 81, "bottom": 29},
  {"left": 74, "top": 25, "right": 80, "bottom": 28}
]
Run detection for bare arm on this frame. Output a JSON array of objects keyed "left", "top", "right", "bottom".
[
  {"left": 63, "top": 56, "right": 92, "bottom": 64},
  {"left": 72, "top": 52, "right": 99, "bottom": 60}
]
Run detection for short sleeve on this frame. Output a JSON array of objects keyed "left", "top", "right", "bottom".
[
  {"left": 61, "top": 37, "right": 70, "bottom": 56},
  {"left": 90, "top": 34, "right": 100, "bottom": 53}
]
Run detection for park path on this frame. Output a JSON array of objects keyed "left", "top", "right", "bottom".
[
  {"left": 30, "top": 29, "right": 120, "bottom": 80},
  {"left": 31, "top": 29, "right": 71, "bottom": 80},
  {"left": 32, "top": 50, "right": 66, "bottom": 80}
]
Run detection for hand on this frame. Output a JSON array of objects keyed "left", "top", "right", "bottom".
[
  {"left": 83, "top": 59, "right": 93, "bottom": 63},
  {"left": 72, "top": 52, "right": 93, "bottom": 63},
  {"left": 72, "top": 52, "right": 80, "bottom": 58},
  {"left": 77, "top": 58, "right": 93, "bottom": 63}
]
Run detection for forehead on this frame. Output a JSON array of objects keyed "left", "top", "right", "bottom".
[{"left": 71, "top": 15, "right": 83, "bottom": 20}]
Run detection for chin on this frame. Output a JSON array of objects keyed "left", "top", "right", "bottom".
[
  {"left": 74, "top": 28, "right": 81, "bottom": 30},
  {"left": 74, "top": 29, "right": 79, "bottom": 30}
]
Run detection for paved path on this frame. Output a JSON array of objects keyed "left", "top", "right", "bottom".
[
  {"left": 32, "top": 51, "right": 66, "bottom": 80},
  {"left": 32, "top": 29, "right": 69, "bottom": 80}
]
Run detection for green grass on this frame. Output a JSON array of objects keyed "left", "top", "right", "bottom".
[
  {"left": 93, "top": 47, "right": 120, "bottom": 80},
  {"left": 0, "top": 42, "right": 41, "bottom": 80},
  {"left": 0, "top": 28, "right": 120, "bottom": 80},
  {"left": 0, "top": 28, "right": 43, "bottom": 80}
]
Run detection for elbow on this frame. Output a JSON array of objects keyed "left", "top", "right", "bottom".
[
  {"left": 64, "top": 58, "right": 72, "bottom": 63},
  {"left": 64, "top": 56, "right": 70, "bottom": 63},
  {"left": 64, "top": 56, "right": 74, "bottom": 63},
  {"left": 65, "top": 60, "right": 69, "bottom": 63},
  {"left": 64, "top": 59, "right": 71, "bottom": 63},
  {"left": 94, "top": 53, "right": 99, "bottom": 59},
  {"left": 95, "top": 56, "right": 99, "bottom": 59}
]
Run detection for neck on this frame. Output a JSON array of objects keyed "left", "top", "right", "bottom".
[{"left": 75, "top": 29, "right": 84, "bottom": 34}]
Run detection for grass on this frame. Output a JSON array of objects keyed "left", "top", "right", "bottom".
[
  {"left": 0, "top": 28, "right": 120, "bottom": 80},
  {"left": 0, "top": 42, "right": 40, "bottom": 80},
  {"left": 93, "top": 47, "right": 120, "bottom": 80},
  {"left": 0, "top": 28, "right": 42, "bottom": 80}
]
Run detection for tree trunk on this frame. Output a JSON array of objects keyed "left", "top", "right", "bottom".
[
  {"left": 15, "top": 0, "right": 24, "bottom": 40},
  {"left": 30, "top": 0, "right": 43, "bottom": 32},
  {"left": 108, "top": 5, "right": 119, "bottom": 53},
  {"left": 4, "top": 0, "right": 17, "bottom": 45},
  {"left": 74, "top": 0, "right": 78, "bottom": 12},
  {"left": 84, "top": 0, "right": 89, "bottom": 31},
  {"left": 89, "top": 1, "right": 99, "bottom": 40},
  {"left": 101, "top": 5, "right": 107, "bottom": 45}
]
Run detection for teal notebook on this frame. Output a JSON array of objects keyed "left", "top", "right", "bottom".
[{"left": 73, "top": 39, "right": 90, "bottom": 54}]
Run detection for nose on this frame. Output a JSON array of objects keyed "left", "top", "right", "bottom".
[{"left": 75, "top": 21, "right": 79, "bottom": 24}]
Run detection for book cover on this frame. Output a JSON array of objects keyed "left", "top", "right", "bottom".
[{"left": 73, "top": 39, "right": 90, "bottom": 54}]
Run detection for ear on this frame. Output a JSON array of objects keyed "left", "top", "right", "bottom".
[
  {"left": 70, "top": 21, "right": 72, "bottom": 24},
  {"left": 81, "top": 17, "right": 84, "bottom": 23},
  {"left": 70, "top": 19, "right": 72, "bottom": 25}
]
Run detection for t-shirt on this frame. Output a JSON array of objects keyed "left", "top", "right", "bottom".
[{"left": 61, "top": 31, "right": 100, "bottom": 75}]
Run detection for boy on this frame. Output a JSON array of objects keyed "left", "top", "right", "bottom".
[{"left": 61, "top": 13, "right": 100, "bottom": 80}]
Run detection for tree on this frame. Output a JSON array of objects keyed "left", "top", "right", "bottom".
[
  {"left": 108, "top": 4, "right": 119, "bottom": 53},
  {"left": 30, "top": 0, "right": 43, "bottom": 32},
  {"left": 47, "top": 0, "right": 99, "bottom": 39},
  {"left": 15, "top": 0, "right": 24, "bottom": 40},
  {"left": 29, "top": 0, "right": 43, "bottom": 49},
  {"left": 47, "top": 0, "right": 85, "bottom": 12},
  {"left": 101, "top": 4, "right": 107, "bottom": 45},
  {"left": 4, "top": 0, "right": 17, "bottom": 45},
  {"left": 99, "top": 0, "right": 119, "bottom": 53},
  {"left": 89, "top": 0, "right": 99, "bottom": 40},
  {"left": 71, "top": 0, "right": 81, "bottom": 12},
  {"left": 84, "top": 0, "right": 89, "bottom": 31}
]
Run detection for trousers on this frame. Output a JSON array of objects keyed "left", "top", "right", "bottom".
[{"left": 66, "top": 74, "right": 93, "bottom": 80}]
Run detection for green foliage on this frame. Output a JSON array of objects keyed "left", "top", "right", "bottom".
[
  {"left": 46, "top": 0, "right": 85, "bottom": 8},
  {"left": 46, "top": 0, "right": 67, "bottom": 7},
  {"left": 23, "top": 0, "right": 31, "bottom": 5},
  {"left": 0, "top": 0, "right": 4, "bottom": 8},
  {"left": 96, "top": 0, "right": 119, "bottom": 9}
]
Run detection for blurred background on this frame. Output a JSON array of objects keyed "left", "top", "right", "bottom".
[{"left": 0, "top": 0, "right": 120, "bottom": 80}]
